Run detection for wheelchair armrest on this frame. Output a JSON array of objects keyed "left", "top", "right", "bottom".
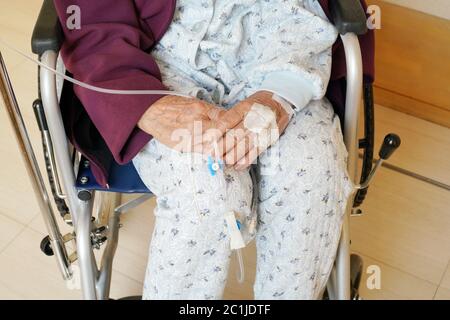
[
  {"left": 329, "top": 0, "right": 368, "bottom": 35},
  {"left": 31, "top": 0, "right": 64, "bottom": 55}
]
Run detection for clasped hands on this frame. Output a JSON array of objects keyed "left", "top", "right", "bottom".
[{"left": 138, "top": 91, "right": 290, "bottom": 171}]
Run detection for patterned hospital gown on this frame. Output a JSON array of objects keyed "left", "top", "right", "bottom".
[{"left": 133, "top": 0, "right": 354, "bottom": 300}]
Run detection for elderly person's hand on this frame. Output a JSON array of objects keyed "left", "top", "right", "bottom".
[
  {"left": 207, "top": 91, "right": 291, "bottom": 170},
  {"left": 138, "top": 95, "right": 227, "bottom": 154}
]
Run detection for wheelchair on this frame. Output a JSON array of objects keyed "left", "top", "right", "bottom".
[{"left": 0, "top": 0, "right": 400, "bottom": 300}]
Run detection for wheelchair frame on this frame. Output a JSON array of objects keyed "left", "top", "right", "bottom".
[{"left": 1, "top": 0, "right": 399, "bottom": 300}]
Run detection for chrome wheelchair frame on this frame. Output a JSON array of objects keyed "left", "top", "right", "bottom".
[{"left": 0, "top": 0, "right": 400, "bottom": 300}]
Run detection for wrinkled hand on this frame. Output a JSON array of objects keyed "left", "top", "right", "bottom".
[
  {"left": 138, "top": 95, "right": 226, "bottom": 154},
  {"left": 207, "top": 91, "right": 291, "bottom": 170}
]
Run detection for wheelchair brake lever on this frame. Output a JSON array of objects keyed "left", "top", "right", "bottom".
[{"left": 356, "top": 133, "right": 401, "bottom": 190}]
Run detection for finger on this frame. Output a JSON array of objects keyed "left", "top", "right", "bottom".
[
  {"left": 200, "top": 119, "right": 242, "bottom": 157},
  {"left": 200, "top": 121, "right": 225, "bottom": 155},
  {"left": 234, "top": 146, "right": 261, "bottom": 171},
  {"left": 215, "top": 122, "right": 249, "bottom": 159},
  {"left": 202, "top": 103, "right": 253, "bottom": 156},
  {"left": 200, "top": 117, "right": 233, "bottom": 152},
  {"left": 224, "top": 131, "right": 256, "bottom": 166},
  {"left": 196, "top": 118, "right": 235, "bottom": 157}
]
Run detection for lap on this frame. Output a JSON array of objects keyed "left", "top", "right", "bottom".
[
  {"left": 257, "top": 98, "right": 353, "bottom": 224},
  {"left": 132, "top": 138, "right": 255, "bottom": 240},
  {"left": 259, "top": 98, "right": 350, "bottom": 188},
  {"left": 132, "top": 98, "right": 351, "bottom": 236}
]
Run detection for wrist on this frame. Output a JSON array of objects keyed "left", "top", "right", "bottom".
[
  {"left": 249, "top": 91, "right": 291, "bottom": 125},
  {"left": 248, "top": 91, "right": 281, "bottom": 116},
  {"left": 137, "top": 104, "right": 158, "bottom": 136},
  {"left": 137, "top": 113, "right": 153, "bottom": 136}
]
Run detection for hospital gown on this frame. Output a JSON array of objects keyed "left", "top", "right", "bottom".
[{"left": 132, "top": 0, "right": 354, "bottom": 299}]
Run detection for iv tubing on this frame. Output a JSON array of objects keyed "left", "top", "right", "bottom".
[{"left": 0, "top": 37, "right": 192, "bottom": 98}]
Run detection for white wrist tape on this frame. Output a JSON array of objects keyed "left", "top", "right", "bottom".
[{"left": 243, "top": 103, "right": 279, "bottom": 149}]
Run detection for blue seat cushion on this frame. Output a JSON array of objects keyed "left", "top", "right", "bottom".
[{"left": 76, "top": 157, "right": 151, "bottom": 194}]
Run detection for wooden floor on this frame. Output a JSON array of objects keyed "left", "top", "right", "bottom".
[{"left": 0, "top": 0, "right": 449, "bottom": 300}]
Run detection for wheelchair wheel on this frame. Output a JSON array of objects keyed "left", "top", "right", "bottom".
[
  {"left": 350, "top": 254, "right": 363, "bottom": 300},
  {"left": 40, "top": 235, "right": 54, "bottom": 256}
]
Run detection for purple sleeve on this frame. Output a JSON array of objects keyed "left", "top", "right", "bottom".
[{"left": 54, "top": 0, "right": 175, "bottom": 164}]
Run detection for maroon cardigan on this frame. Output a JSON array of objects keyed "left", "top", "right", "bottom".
[{"left": 54, "top": 0, "right": 374, "bottom": 187}]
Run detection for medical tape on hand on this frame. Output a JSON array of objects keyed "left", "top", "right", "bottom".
[{"left": 243, "top": 103, "right": 279, "bottom": 149}]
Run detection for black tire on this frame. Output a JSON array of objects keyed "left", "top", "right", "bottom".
[
  {"left": 118, "top": 296, "right": 142, "bottom": 300},
  {"left": 350, "top": 254, "right": 364, "bottom": 299},
  {"left": 40, "top": 235, "right": 54, "bottom": 256}
]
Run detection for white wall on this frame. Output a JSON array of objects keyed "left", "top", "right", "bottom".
[{"left": 382, "top": 0, "right": 450, "bottom": 20}]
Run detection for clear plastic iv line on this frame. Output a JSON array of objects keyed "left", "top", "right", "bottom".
[
  {"left": 0, "top": 37, "right": 192, "bottom": 98},
  {"left": 236, "top": 247, "right": 245, "bottom": 284},
  {"left": 211, "top": 142, "right": 245, "bottom": 284}
]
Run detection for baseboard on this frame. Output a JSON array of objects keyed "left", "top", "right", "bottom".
[{"left": 374, "top": 86, "right": 450, "bottom": 128}]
